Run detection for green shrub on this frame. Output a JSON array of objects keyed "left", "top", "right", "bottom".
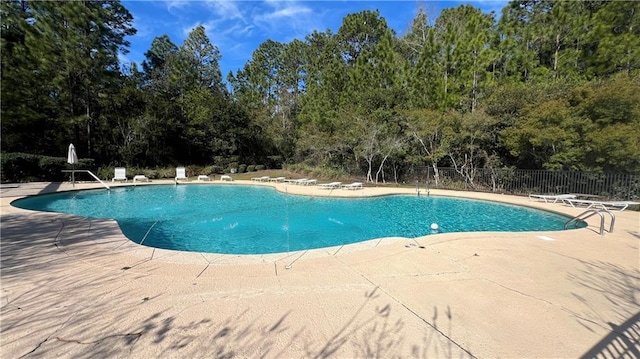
[
  {"left": 282, "top": 163, "right": 348, "bottom": 180},
  {"left": 154, "top": 167, "right": 173, "bottom": 179},
  {"left": 246, "top": 165, "right": 256, "bottom": 172},
  {"left": 98, "top": 167, "right": 114, "bottom": 180},
  {"left": 187, "top": 165, "right": 205, "bottom": 178},
  {"left": 1, "top": 152, "right": 94, "bottom": 183},
  {"left": 141, "top": 168, "right": 160, "bottom": 179},
  {"left": 39, "top": 156, "right": 66, "bottom": 180},
  {"left": 255, "top": 165, "right": 265, "bottom": 171},
  {"left": 201, "top": 165, "right": 217, "bottom": 175},
  {"left": 1, "top": 153, "right": 40, "bottom": 182},
  {"left": 238, "top": 164, "right": 247, "bottom": 173},
  {"left": 267, "top": 156, "right": 283, "bottom": 169}
]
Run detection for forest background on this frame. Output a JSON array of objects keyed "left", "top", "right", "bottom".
[{"left": 2, "top": 0, "right": 639, "bottom": 183}]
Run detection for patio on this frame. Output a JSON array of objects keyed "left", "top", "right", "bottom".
[{"left": 1, "top": 181, "right": 638, "bottom": 358}]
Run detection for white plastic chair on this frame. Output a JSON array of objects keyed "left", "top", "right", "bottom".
[
  {"left": 112, "top": 167, "right": 127, "bottom": 182},
  {"left": 175, "top": 167, "right": 188, "bottom": 182}
]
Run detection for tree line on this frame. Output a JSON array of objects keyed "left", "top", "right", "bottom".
[{"left": 2, "top": 0, "right": 639, "bottom": 183}]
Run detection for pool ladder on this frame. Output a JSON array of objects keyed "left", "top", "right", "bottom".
[
  {"left": 564, "top": 208, "right": 615, "bottom": 236},
  {"left": 416, "top": 181, "right": 429, "bottom": 197}
]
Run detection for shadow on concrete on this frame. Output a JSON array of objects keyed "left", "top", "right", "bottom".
[
  {"left": 6, "top": 289, "right": 474, "bottom": 358},
  {"left": 1, "top": 212, "right": 475, "bottom": 358},
  {"left": 310, "top": 287, "right": 404, "bottom": 358},
  {"left": 116, "top": 291, "right": 472, "bottom": 358},
  {"left": 627, "top": 230, "right": 640, "bottom": 240},
  {"left": 567, "top": 259, "right": 640, "bottom": 324},
  {"left": 1, "top": 213, "right": 76, "bottom": 278},
  {"left": 37, "top": 182, "right": 64, "bottom": 195},
  {"left": 580, "top": 311, "right": 640, "bottom": 359},
  {"left": 567, "top": 259, "right": 640, "bottom": 358},
  {"left": 0, "top": 214, "right": 124, "bottom": 279},
  {"left": 0, "top": 181, "right": 66, "bottom": 199}
]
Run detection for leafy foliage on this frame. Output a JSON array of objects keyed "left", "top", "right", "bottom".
[
  {"left": 1, "top": 152, "right": 94, "bottom": 182},
  {"left": 2, "top": 1, "right": 639, "bottom": 184}
]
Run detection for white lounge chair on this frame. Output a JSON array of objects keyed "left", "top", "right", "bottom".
[
  {"left": 342, "top": 182, "right": 363, "bottom": 190},
  {"left": 175, "top": 167, "right": 188, "bottom": 182},
  {"left": 220, "top": 175, "right": 233, "bottom": 181},
  {"left": 112, "top": 167, "right": 127, "bottom": 182},
  {"left": 197, "top": 175, "right": 212, "bottom": 181},
  {"left": 133, "top": 174, "right": 149, "bottom": 183},
  {"left": 269, "top": 177, "right": 286, "bottom": 183},
  {"left": 252, "top": 176, "right": 270, "bottom": 182},
  {"left": 528, "top": 194, "right": 576, "bottom": 203},
  {"left": 303, "top": 179, "right": 317, "bottom": 186},
  {"left": 318, "top": 182, "right": 342, "bottom": 189},
  {"left": 285, "top": 178, "right": 308, "bottom": 185},
  {"left": 561, "top": 198, "right": 640, "bottom": 211}
]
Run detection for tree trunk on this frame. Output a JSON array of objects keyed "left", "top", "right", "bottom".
[{"left": 86, "top": 104, "right": 91, "bottom": 158}]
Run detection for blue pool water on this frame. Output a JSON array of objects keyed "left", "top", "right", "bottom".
[{"left": 12, "top": 185, "right": 572, "bottom": 254}]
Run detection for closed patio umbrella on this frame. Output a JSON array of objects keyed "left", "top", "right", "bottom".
[{"left": 67, "top": 143, "right": 78, "bottom": 186}]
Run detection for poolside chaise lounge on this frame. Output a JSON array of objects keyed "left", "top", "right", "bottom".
[
  {"left": 318, "top": 182, "right": 342, "bottom": 189},
  {"left": 133, "top": 174, "right": 149, "bottom": 183},
  {"left": 220, "top": 175, "right": 233, "bottom": 181},
  {"left": 528, "top": 194, "right": 576, "bottom": 203},
  {"left": 561, "top": 198, "right": 640, "bottom": 212},
  {"left": 251, "top": 176, "right": 270, "bottom": 182},
  {"left": 342, "top": 182, "right": 363, "bottom": 190},
  {"left": 284, "top": 178, "right": 307, "bottom": 185},
  {"left": 112, "top": 167, "right": 127, "bottom": 182},
  {"left": 175, "top": 167, "right": 188, "bottom": 182},
  {"left": 302, "top": 179, "right": 317, "bottom": 186},
  {"left": 197, "top": 175, "right": 212, "bottom": 181},
  {"left": 269, "top": 177, "right": 286, "bottom": 183}
]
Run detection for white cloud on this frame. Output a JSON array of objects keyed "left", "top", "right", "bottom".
[
  {"left": 205, "top": 0, "right": 245, "bottom": 20},
  {"left": 221, "top": 23, "right": 255, "bottom": 37},
  {"left": 181, "top": 19, "right": 221, "bottom": 38},
  {"left": 180, "top": 18, "right": 250, "bottom": 59},
  {"left": 251, "top": 0, "right": 325, "bottom": 41},
  {"left": 166, "top": 0, "right": 191, "bottom": 11},
  {"left": 256, "top": 3, "right": 312, "bottom": 22}
]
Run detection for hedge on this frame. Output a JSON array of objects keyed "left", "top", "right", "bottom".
[{"left": 1, "top": 152, "right": 95, "bottom": 183}]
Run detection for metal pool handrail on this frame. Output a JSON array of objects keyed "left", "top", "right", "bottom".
[{"left": 62, "top": 170, "right": 110, "bottom": 190}]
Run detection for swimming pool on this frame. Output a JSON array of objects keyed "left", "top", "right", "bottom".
[{"left": 12, "top": 185, "right": 573, "bottom": 254}]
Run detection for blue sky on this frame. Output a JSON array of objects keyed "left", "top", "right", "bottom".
[{"left": 121, "top": 0, "right": 508, "bottom": 77}]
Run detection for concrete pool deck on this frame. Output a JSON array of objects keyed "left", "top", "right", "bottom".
[{"left": 1, "top": 180, "right": 638, "bottom": 358}]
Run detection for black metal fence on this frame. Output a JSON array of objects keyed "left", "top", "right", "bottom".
[{"left": 413, "top": 167, "right": 640, "bottom": 201}]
